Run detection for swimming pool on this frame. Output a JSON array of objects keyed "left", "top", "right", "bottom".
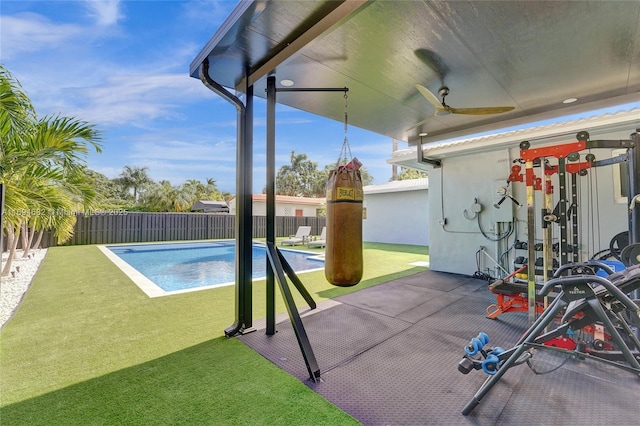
[{"left": 99, "top": 241, "right": 324, "bottom": 297}]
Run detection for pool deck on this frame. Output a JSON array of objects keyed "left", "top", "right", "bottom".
[{"left": 239, "top": 269, "right": 640, "bottom": 425}]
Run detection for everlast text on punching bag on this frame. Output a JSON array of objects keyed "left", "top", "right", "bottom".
[{"left": 325, "top": 160, "right": 363, "bottom": 286}]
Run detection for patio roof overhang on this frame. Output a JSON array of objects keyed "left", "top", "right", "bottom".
[{"left": 190, "top": 0, "right": 640, "bottom": 145}]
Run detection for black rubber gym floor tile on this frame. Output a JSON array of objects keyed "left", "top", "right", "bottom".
[
  {"left": 397, "top": 270, "right": 477, "bottom": 292},
  {"left": 494, "top": 351, "right": 640, "bottom": 425},
  {"left": 421, "top": 295, "right": 530, "bottom": 344},
  {"left": 335, "top": 280, "right": 460, "bottom": 322},
  {"left": 450, "top": 281, "right": 496, "bottom": 299},
  {"left": 239, "top": 302, "right": 412, "bottom": 381},
  {"left": 309, "top": 328, "right": 516, "bottom": 425},
  {"left": 396, "top": 291, "right": 467, "bottom": 324},
  {"left": 239, "top": 270, "right": 640, "bottom": 425}
]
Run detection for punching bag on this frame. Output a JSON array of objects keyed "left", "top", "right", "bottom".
[{"left": 325, "top": 164, "right": 363, "bottom": 286}]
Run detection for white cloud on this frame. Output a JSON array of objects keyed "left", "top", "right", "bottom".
[
  {"left": 92, "top": 165, "right": 125, "bottom": 179},
  {"left": 1, "top": 3, "right": 234, "bottom": 128},
  {"left": 129, "top": 138, "right": 237, "bottom": 162},
  {"left": 0, "top": 13, "right": 82, "bottom": 60},
  {"left": 66, "top": 73, "right": 222, "bottom": 126},
  {"left": 181, "top": 0, "right": 238, "bottom": 26},
  {"left": 252, "top": 116, "right": 314, "bottom": 128},
  {"left": 83, "top": 0, "right": 123, "bottom": 27},
  {"left": 129, "top": 158, "right": 238, "bottom": 190}
]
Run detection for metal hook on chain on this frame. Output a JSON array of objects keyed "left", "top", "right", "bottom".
[
  {"left": 336, "top": 90, "right": 353, "bottom": 166},
  {"left": 343, "top": 91, "right": 348, "bottom": 135}
]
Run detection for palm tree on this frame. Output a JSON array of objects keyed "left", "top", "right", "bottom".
[
  {"left": 1, "top": 66, "right": 36, "bottom": 218},
  {"left": 1, "top": 66, "right": 37, "bottom": 272},
  {"left": 142, "top": 180, "right": 177, "bottom": 212},
  {"left": 183, "top": 178, "right": 223, "bottom": 202},
  {"left": 1, "top": 65, "right": 102, "bottom": 276},
  {"left": 276, "top": 151, "right": 322, "bottom": 197},
  {"left": 116, "top": 165, "right": 152, "bottom": 203},
  {"left": 83, "top": 167, "right": 129, "bottom": 207},
  {"left": 0, "top": 66, "right": 36, "bottom": 144}
]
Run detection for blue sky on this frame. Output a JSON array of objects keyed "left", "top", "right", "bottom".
[{"left": 1, "top": 0, "right": 396, "bottom": 193}]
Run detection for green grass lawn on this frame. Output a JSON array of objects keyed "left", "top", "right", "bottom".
[{"left": 0, "top": 241, "right": 428, "bottom": 425}]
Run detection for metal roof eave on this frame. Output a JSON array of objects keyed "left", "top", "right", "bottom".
[
  {"left": 389, "top": 106, "right": 640, "bottom": 169},
  {"left": 363, "top": 178, "right": 429, "bottom": 195},
  {"left": 189, "top": 0, "right": 256, "bottom": 79},
  {"left": 189, "top": 0, "right": 369, "bottom": 91}
]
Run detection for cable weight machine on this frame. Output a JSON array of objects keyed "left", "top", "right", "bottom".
[
  {"left": 500, "top": 130, "right": 639, "bottom": 323},
  {"left": 458, "top": 129, "right": 640, "bottom": 416}
]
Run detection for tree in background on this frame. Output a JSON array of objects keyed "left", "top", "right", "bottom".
[
  {"left": 83, "top": 168, "right": 131, "bottom": 208},
  {"left": 274, "top": 151, "right": 374, "bottom": 197},
  {"left": 1, "top": 66, "right": 102, "bottom": 275},
  {"left": 395, "top": 167, "right": 427, "bottom": 181},
  {"left": 275, "top": 151, "right": 322, "bottom": 197},
  {"left": 115, "top": 165, "right": 152, "bottom": 204},
  {"left": 182, "top": 178, "right": 227, "bottom": 203},
  {"left": 140, "top": 178, "right": 229, "bottom": 212},
  {"left": 141, "top": 180, "right": 183, "bottom": 212}
]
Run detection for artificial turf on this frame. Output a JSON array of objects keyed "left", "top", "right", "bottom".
[{"left": 0, "top": 242, "right": 428, "bottom": 425}]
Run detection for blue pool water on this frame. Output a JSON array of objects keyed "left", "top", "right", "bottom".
[{"left": 105, "top": 241, "right": 324, "bottom": 293}]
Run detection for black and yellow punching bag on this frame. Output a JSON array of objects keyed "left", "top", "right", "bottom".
[{"left": 325, "top": 166, "right": 363, "bottom": 286}]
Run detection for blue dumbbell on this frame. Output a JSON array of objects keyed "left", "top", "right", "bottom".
[
  {"left": 464, "top": 332, "right": 490, "bottom": 356},
  {"left": 491, "top": 347, "right": 505, "bottom": 356},
  {"left": 481, "top": 346, "right": 505, "bottom": 374},
  {"left": 464, "top": 337, "right": 482, "bottom": 356},
  {"left": 481, "top": 354, "right": 500, "bottom": 375},
  {"left": 477, "top": 332, "right": 490, "bottom": 346}
]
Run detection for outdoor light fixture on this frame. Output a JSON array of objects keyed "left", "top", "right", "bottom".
[
  {"left": 280, "top": 79, "right": 294, "bottom": 87},
  {"left": 562, "top": 98, "right": 578, "bottom": 104}
]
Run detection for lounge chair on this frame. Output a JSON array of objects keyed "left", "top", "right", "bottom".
[
  {"left": 281, "top": 226, "right": 312, "bottom": 246},
  {"left": 307, "top": 227, "right": 326, "bottom": 248}
]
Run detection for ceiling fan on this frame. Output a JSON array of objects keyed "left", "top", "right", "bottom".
[{"left": 416, "top": 84, "right": 515, "bottom": 116}]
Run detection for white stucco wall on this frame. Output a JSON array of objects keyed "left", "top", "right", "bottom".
[
  {"left": 251, "top": 202, "right": 319, "bottom": 217},
  {"left": 363, "top": 180, "right": 429, "bottom": 246},
  {"left": 427, "top": 127, "right": 632, "bottom": 276},
  {"left": 427, "top": 150, "right": 512, "bottom": 275},
  {"left": 228, "top": 198, "right": 322, "bottom": 216}
]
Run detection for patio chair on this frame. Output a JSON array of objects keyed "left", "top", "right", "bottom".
[
  {"left": 281, "top": 226, "right": 312, "bottom": 246},
  {"left": 307, "top": 227, "right": 326, "bottom": 248}
]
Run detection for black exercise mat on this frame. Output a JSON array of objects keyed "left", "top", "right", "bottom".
[{"left": 239, "top": 270, "right": 640, "bottom": 425}]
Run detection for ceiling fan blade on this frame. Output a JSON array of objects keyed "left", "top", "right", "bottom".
[
  {"left": 415, "top": 84, "right": 442, "bottom": 109},
  {"left": 448, "top": 106, "right": 515, "bottom": 115}
]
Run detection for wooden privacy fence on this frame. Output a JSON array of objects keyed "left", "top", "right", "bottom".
[{"left": 29, "top": 212, "right": 326, "bottom": 248}]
